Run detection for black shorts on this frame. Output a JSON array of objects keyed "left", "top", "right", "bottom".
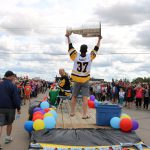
[
  {"left": 126, "top": 97, "right": 133, "bottom": 102},
  {"left": 0, "top": 109, "right": 16, "bottom": 126}
]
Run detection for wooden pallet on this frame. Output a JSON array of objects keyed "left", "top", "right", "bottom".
[{"left": 56, "top": 101, "right": 110, "bottom": 129}]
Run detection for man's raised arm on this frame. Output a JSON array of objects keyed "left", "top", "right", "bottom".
[
  {"left": 65, "top": 33, "right": 77, "bottom": 61},
  {"left": 65, "top": 33, "right": 73, "bottom": 50},
  {"left": 94, "top": 35, "right": 102, "bottom": 52}
]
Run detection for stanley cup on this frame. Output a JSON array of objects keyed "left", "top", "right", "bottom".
[{"left": 66, "top": 22, "right": 101, "bottom": 37}]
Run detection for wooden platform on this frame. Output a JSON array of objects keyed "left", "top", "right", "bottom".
[{"left": 56, "top": 101, "right": 110, "bottom": 129}]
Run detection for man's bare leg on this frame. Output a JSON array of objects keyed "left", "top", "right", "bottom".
[
  {"left": 70, "top": 96, "right": 77, "bottom": 116},
  {"left": 4, "top": 124, "right": 13, "bottom": 144},
  {"left": 82, "top": 96, "right": 89, "bottom": 119},
  {"left": 6, "top": 124, "right": 12, "bottom": 136}
]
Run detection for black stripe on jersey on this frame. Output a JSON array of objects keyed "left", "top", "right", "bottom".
[
  {"left": 70, "top": 50, "right": 76, "bottom": 56},
  {"left": 71, "top": 73, "right": 90, "bottom": 77}
]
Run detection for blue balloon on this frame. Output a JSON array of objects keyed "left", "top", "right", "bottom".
[
  {"left": 94, "top": 99, "right": 99, "bottom": 108},
  {"left": 40, "top": 101, "right": 50, "bottom": 109},
  {"left": 50, "top": 110, "right": 58, "bottom": 119},
  {"left": 43, "top": 116, "right": 56, "bottom": 129},
  {"left": 110, "top": 117, "right": 121, "bottom": 129},
  {"left": 24, "top": 121, "right": 33, "bottom": 132}
]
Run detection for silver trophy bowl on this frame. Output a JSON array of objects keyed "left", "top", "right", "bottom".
[{"left": 66, "top": 22, "right": 101, "bottom": 37}]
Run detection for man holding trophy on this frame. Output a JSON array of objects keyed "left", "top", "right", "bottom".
[{"left": 65, "top": 24, "right": 102, "bottom": 119}]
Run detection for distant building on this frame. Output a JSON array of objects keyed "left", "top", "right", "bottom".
[{"left": 90, "top": 78, "right": 104, "bottom": 82}]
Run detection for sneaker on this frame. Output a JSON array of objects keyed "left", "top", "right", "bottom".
[{"left": 4, "top": 137, "right": 13, "bottom": 144}]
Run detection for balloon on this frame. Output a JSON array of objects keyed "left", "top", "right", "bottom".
[
  {"left": 33, "top": 119, "right": 45, "bottom": 131},
  {"left": 43, "top": 116, "right": 56, "bottom": 129},
  {"left": 33, "top": 111, "right": 43, "bottom": 118},
  {"left": 90, "top": 95, "right": 95, "bottom": 101},
  {"left": 39, "top": 110, "right": 45, "bottom": 114},
  {"left": 32, "top": 114, "right": 44, "bottom": 121},
  {"left": 110, "top": 117, "right": 121, "bottom": 129},
  {"left": 50, "top": 110, "right": 58, "bottom": 119},
  {"left": 50, "top": 107, "right": 56, "bottom": 110},
  {"left": 24, "top": 121, "right": 33, "bottom": 132},
  {"left": 44, "top": 112, "right": 53, "bottom": 118},
  {"left": 132, "top": 119, "right": 139, "bottom": 130},
  {"left": 120, "top": 118, "right": 132, "bottom": 132},
  {"left": 88, "top": 100, "right": 95, "bottom": 108},
  {"left": 120, "top": 114, "right": 131, "bottom": 120},
  {"left": 44, "top": 108, "right": 50, "bottom": 113},
  {"left": 33, "top": 107, "right": 42, "bottom": 113},
  {"left": 40, "top": 101, "right": 50, "bottom": 109},
  {"left": 94, "top": 99, "right": 99, "bottom": 108}
]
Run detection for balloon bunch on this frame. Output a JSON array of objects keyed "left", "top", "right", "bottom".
[
  {"left": 110, "top": 113, "right": 139, "bottom": 132},
  {"left": 24, "top": 101, "right": 58, "bottom": 132},
  {"left": 88, "top": 95, "right": 97, "bottom": 108},
  {"left": 88, "top": 95, "right": 112, "bottom": 108}
]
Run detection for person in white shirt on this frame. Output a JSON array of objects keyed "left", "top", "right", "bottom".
[{"left": 119, "top": 88, "right": 125, "bottom": 106}]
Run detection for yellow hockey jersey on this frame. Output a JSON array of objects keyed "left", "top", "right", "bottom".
[{"left": 68, "top": 47, "right": 97, "bottom": 83}]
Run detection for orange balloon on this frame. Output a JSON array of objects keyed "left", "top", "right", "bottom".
[
  {"left": 120, "top": 118, "right": 132, "bottom": 132},
  {"left": 88, "top": 100, "right": 95, "bottom": 108},
  {"left": 32, "top": 114, "right": 44, "bottom": 121},
  {"left": 33, "top": 111, "right": 43, "bottom": 117},
  {"left": 44, "top": 108, "right": 50, "bottom": 113}
]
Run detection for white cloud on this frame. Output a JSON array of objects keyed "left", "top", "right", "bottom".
[
  {"left": 94, "top": 0, "right": 150, "bottom": 25},
  {"left": 0, "top": 0, "right": 150, "bottom": 81}
]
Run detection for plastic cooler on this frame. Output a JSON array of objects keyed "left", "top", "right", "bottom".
[{"left": 96, "top": 105, "right": 121, "bottom": 126}]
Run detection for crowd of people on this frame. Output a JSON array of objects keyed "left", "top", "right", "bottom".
[
  {"left": 1, "top": 75, "right": 48, "bottom": 105},
  {"left": 16, "top": 77, "right": 48, "bottom": 105},
  {"left": 90, "top": 79, "right": 150, "bottom": 110}
]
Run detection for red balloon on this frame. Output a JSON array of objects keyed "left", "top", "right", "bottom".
[
  {"left": 88, "top": 100, "right": 95, "bottom": 108},
  {"left": 33, "top": 111, "right": 43, "bottom": 117},
  {"left": 120, "top": 118, "right": 132, "bottom": 132},
  {"left": 32, "top": 114, "right": 44, "bottom": 121},
  {"left": 44, "top": 108, "right": 50, "bottom": 113}
]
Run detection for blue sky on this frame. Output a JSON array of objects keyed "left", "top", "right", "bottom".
[{"left": 0, "top": 0, "right": 150, "bottom": 81}]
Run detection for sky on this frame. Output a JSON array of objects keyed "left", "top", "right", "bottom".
[{"left": 0, "top": 0, "right": 150, "bottom": 81}]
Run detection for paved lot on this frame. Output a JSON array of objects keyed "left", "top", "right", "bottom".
[{"left": 1, "top": 92, "right": 150, "bottom": 149}]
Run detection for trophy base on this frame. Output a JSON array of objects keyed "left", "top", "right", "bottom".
[{"left": 82, "top": 33, "right": 100, "bottom": 37}]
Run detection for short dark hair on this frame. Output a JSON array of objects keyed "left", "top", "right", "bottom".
[
  {"left": 4, "top": 71, "right": 16, "bottom": 77},
  {"left": 80, "top": 44, "right": 87, "bottom": 53}
]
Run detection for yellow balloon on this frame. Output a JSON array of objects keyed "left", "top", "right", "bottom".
[
  {"left": 49, "top": 107, "right": 56, "bottom": 110},
  {"left": 33, "top": 119, "right": 45, "bottom": 131},
  {"left": 120, "top": 115, "right": 131, "bottom": 120},
  {"left": 44, "top": 113, "right": 53, "bottom": 118}
]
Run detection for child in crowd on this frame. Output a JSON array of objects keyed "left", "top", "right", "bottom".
[
  {"left": 119, "top": 88, "right": 125, "bottom": 106},
  {"left": 24, "top": 82, "right": 32, "bottom": 104}
]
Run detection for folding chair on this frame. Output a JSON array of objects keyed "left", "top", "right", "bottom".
[
  {"left": 77, "top": 94, "right": 82, "bottom": 104},
  {"left": 57, "top": 95, "right": 71, "bottom": 111}
]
